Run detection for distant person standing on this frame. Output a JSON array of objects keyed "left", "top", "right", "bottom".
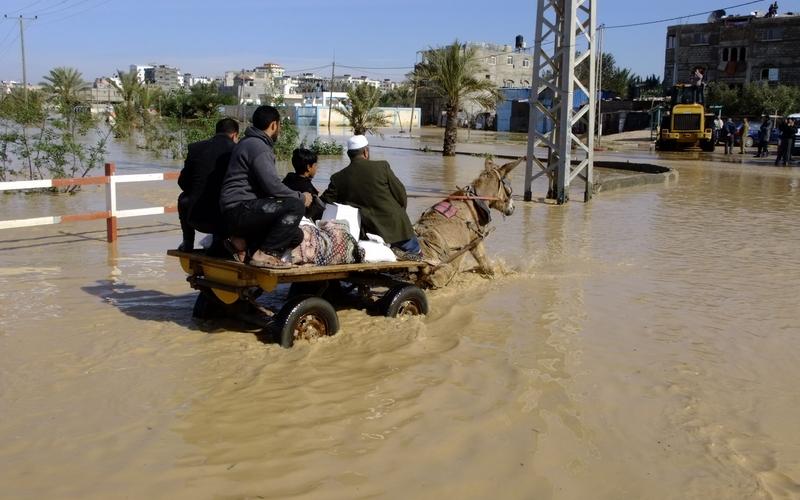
[
  {"left": 722, "top": 118, "right": 736, "bottom": 154},
  {"left": 775, "top": 118, "right": 794, "bottom": 166},
  {"left": 177, "top": 117, "right": 239, "bottom": 252},
  {"left": 755, "top": 115, "right": 771, "bottom": 158},
  {"left": 713, "top": 115, "right": 724, "bottom": 145},
  {"left": 690, "top": 67, "right": 705, "bottom": 103},
  {"left": 739, "top": 117, "right": 749, "bottom": 154}
]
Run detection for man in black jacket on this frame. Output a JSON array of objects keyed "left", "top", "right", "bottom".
[
  {"left": 177, "top": 117, "right": 239, "bottom": 251},
  {"left": 220, "top": 106, "right": 312, "bottom": 268},
  {"left": 775, "top": 118, "right": 795, "bottom": 166}
]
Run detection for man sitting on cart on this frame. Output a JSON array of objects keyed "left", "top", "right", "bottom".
[
  {"left": 320, "top": 135, "right": 421, "bottom": 259},
  {"left": 219, "top": 106, "right": 312, "bottom": 268}
]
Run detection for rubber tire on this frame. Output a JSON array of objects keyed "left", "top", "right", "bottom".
[
  {"left": 274, "top": 295, "right": 339, "bottom": 348},
  {"left": 192, "top": 289, "right": 227, "bottom": 320},
  {"left": 381, "top": 285, "right": 429, "bottom": 318},
  {"left": 745, "top": 136, "right": 754, "bottom": 148},
  {"left": 700, "top": 139, "right": 715, "bottom": 152}
]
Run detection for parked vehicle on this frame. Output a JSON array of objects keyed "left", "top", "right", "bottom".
[
  {"left": 789, "top": 113, "right": 800, "bottom": 155},
  {"left": 742, "top": 123, "right": 780, "bottom": 147}
]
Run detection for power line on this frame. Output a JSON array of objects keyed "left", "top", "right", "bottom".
[
  {"left": 34, "top": 0, "right": 96, "bottom": 17},
  {"left": 602, "top": 0, "right": 766, "bottom": 29},
  {"left": 30, "top": 0, "right": 77, "bottom": 15},
  {"left": 0, "top": 23, "right": 16, "bottom": 48},
  {"left": 338, "top": 64, "right": 413, "bottom": 70},
  {"left": 34, "top": 0, "right": 115, "bottom": 26},
  {"left": 6, "top": 0, "right": 49, "bottom": 15},
  {"left": 283, "top": 64, "right": 332, "bottom": 74}
]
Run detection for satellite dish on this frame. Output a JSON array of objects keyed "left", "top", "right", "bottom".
[{"left": 708, "top": 9, "right": 726, "bottom": 22}]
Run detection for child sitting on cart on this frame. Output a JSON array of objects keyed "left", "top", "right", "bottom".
[{"left": 282, "top": 148, "right": 325, "bottom": 220}]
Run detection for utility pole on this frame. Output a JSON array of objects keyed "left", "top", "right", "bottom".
[
  {"left": 596, "top": 24, "right": 605, "bottom": 146},
  {"left": 409, "top": 51, "right": 421, "bottom": 136},
  {"left": 327, "top": 58, "right": 335, "bottom": 134},
  {"left": 523, "top": 0, "right": 596, "bottom": 204},
  {"left": 3, "top": 14, "right": 37, "bottom": 102}
]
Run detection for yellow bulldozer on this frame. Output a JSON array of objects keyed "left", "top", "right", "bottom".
[{"left": 655, "top": 84, "right": 716, "bottom": 152}]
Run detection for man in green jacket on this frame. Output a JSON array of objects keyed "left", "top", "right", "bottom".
[{"left": 320, "top": 135, "right": 420, "bottom": 255}]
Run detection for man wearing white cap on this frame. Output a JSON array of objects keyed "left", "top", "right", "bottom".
[{"left": 321, "top": 135, "right": 420, "bottom": 256}]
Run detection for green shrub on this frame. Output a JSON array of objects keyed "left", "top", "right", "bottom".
[{"left": 305, "top": 137, "right": 343, "bottom": 155}]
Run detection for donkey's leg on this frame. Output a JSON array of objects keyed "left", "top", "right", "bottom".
[{"left": 470, "top": 242, "right": 494, "bottom": 276}]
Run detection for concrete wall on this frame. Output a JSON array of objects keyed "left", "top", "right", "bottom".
[
  {"left": 497, "top": 88, "right": 589, "bottom": 133},
  {"left": 219, "top": 105, "right": 420, "bottom": 132}
]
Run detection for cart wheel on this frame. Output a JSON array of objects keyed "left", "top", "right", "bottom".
[
  {"left": 381, "top": 285, "right": 428, "bottom": 318},
  {"left": 192, "top": 288, "right": 226, "bottom": 320},
  {"left": 274, "top": 295, "right": 339, "bottom": 348}
]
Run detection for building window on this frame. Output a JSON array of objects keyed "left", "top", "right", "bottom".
[
  {"left": 666, "top": 34, "right": 676, "bottom": 49},
  {"left": 691, "top": 32, "right": 710, "bottom": 45},
  {"left": 721, "top": 47, "right": 747, "bottom": 62},
  {"left": 507, "top": 56, "right": 514, "bottom": 65},
  {"left": 522, "top": 59, "right": 530, "bottom": 68},
  {"left": 489, "top": 56, "right": 496, "bottom": 65},
  {"left": 762, "top": 28, "right": 784, "bottom": 40},
  {"left": 761, "top": 68, "right": 779, "bottom": 81}
]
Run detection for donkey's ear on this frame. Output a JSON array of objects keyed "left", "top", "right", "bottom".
[
  {"left": 499, "top": 155, "right": 526, "bottom": 176},
  {"left": 484, "top": 157, "right": 495, "bottom": 171}
]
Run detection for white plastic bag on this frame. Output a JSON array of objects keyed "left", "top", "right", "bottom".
[
  {"left": 358, "top": 233, "right": 397, "bottom": 263},
  {"left": 321, "top": 203, "right": 360, "bottom": 241}
]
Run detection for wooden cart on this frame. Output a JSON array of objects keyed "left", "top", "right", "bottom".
[{"left": 167, "top": 250, "right": 430, "bottom": 347}]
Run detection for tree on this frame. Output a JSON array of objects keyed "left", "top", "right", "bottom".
[
  {"left": 111, "top": 70, "right": 143, "bottom": 135},
  {"left": 40, "top": 67, "right": 88, "bottom": 111},
  {"left": 379, "top": 83, "right": 415, "bottom": 107},
  {"left": 337, "top": 83, "right": 390, "bottom": 136},
  {"left": 414, "top": 40, "right": 503, "bottom": 156},
  {"left": 707, "top": 82, "right": 800, "bottom": 118},
  {"left": 40, "top": 67, "right": 89, "bottom": 131}
]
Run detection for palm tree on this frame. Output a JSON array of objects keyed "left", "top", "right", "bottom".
[
  {"left": 40, "top": 66, "right": 88, "bottom": 127},
  {"left": 414, "top": 40, "right": 503, "bottom": 156},
  {"left": 112, "top": 69, "right": 142, "bottom": 119},
  {"left": 337, "top": 83, "right": 390, "bottom": 136}
]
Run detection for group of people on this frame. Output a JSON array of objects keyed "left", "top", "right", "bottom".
[
  {"left": 711, "top": 114, "right": 797, "bottom": 163},
  {"left": 177, "top": 105, "right": 420, "bottom": 268},
  {"left": 752, "top": 114, "right": 797, "bottom": 165}
]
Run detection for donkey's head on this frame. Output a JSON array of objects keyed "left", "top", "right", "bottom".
[{"left": 470, "top": 156, "right": 525, "bottom": 216}]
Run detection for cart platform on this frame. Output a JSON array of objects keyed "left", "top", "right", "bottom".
[{"left": 167, "top": 249, "right": 430, "bottom": 347}]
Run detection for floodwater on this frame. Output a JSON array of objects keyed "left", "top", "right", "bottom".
[{"left": 1, "top": 134, "right": 800, "bottom": 499}]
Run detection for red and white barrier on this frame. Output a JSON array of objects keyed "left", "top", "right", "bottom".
[{"left": 0, "top": 163, "right": 179, "bottom": 242}]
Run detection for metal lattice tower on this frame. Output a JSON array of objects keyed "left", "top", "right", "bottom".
[{"left": 523, "top": 0, "right": 597, "bottom": 204}]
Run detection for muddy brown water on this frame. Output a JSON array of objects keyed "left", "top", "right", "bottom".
[{"left": 1, "top": 139, "right": 799, "bottom": 499}]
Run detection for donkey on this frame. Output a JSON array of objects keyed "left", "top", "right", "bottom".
[{"left": 415, "top": 156, "right": 525, "bottom": 289}]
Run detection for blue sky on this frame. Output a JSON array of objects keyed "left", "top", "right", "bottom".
[{"left": 0, "top": 0, "right": 796, "bottom": 84}]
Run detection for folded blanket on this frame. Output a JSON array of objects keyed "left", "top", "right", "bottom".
[{"left": 291, "top": 220, "right": 364, "bottom": 265}]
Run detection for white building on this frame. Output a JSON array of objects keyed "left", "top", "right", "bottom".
[
  {"left": 183, "top": 73, "right": 213, "bottom": 88},
  {"left": 129, "top": 64, "right": 154, "bottom": 84}
]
